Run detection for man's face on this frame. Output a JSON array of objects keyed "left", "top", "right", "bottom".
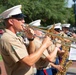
[
  {"left": 62, "top": 27, "right": 69, "bottom": 33},
  {"left": 9, "top": 17, "right": 25, "bottom": 32}
]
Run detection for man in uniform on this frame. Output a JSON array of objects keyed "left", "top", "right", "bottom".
[
  {"left": 0, "top": 5, "right": 52, "bottom": 75},
  {"left": 61, "top": 23, "right": 71, "bottom": 37},
  {"left": 28, "top": 21, "right": 63, "bottom": 75},
  {"left": 32, "top": 30, "right": 62, "bottom": 75},
  {"left": 51, "top": 23, "right": 65, "bottom": 75}
]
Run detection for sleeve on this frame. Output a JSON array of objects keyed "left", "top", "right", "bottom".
[
  {"left": 11, "top": 44, "right": 28, "bottom": 62},
  {"left": 41, "top": 49, "right": 49, "bottom": 59},
  {"left": 42, "top": 44, "right": 56, "bottom": 59},
  {"left": 5, "top": 38, "right": 28, "bottom": 62},
  {"left": 47, "top": 44, "right": 55, "bottom": 53}
]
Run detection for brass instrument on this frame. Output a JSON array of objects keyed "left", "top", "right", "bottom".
[
  {"left": 22, "top": 24, "right": 76, "bottom": 49},
  {"left": 56, "top": 43, "right": 72, "bottom": 75},
  {"left": 47, "top": 25, "right": 73, "bottom": 75},
  {"left": 33, "top": 27, "right": 76, "bottom": 42},
  {"left": 24, "top": 24, "right": 76, "bottom": 42}
]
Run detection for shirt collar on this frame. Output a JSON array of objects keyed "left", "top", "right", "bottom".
[{"left": 5, "top": 29, "right": 19, "bottom": 39}]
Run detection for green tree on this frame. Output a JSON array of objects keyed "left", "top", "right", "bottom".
[{"left": 0, "top": 0, "right": 74, "bottom": 26}]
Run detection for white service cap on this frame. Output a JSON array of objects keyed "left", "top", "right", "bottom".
[
  {"left": 62, "top": 24, "right": 70, "bottom": 28},
  {"left": 0, "top": 5, "right": 25, "bottom": 19},
  {"left": 29, "top": 20, "right": 41, "bottom": 26},
  {"left": 54, "top": 23, "right": 62, "bottom": 30}
]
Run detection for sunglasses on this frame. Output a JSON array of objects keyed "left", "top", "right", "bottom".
[{"left": 15, "top": 18, "right": 24, "bottom": 21}]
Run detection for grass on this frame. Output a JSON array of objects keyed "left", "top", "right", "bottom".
[{"left": 0, "top": 55, "right": 2, "bottom": 61}]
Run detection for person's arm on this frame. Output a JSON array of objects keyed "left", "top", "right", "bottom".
[
  {"left": 50, "top": 63, "right": 63, "bottom": 72},
  {"left": 55, "top": 39, "right": 65, "bottom": 57},
  {"left": 20, "top": 36, "right": 52, "bottom": 66},
  {"left": 45, "top": 47, "right": 59, "bottom": 62},
  {"left": 27, "top": 41, "right": 35, "bottom": 54}
]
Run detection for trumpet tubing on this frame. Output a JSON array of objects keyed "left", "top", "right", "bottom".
[{"left": 22, "top": 24, "right": 76, "bottom": 49}]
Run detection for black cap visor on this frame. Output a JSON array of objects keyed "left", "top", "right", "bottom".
[
  {"left": 11, "top": 13, "right": 26, "bottom": 19},
  {"left": 54, "top": 28, "right": 61, "bottom": 32}
]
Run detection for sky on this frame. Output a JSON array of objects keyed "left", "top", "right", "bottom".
[{"left": 67, "top": 0, "right": 74, "bottom": 8}]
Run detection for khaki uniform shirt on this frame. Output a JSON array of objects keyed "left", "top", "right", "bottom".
[
  {"left": 34, "top": 38, "right": 55, "bottom": 69},
  {"left": 0, "top": 29, "right": 33, "bottom": 75}
]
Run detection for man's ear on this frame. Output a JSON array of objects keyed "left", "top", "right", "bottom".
[{"left": 8, "top": 19, "right": 13, "bottom": 25}]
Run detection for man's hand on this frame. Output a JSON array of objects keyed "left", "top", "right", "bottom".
[
  {"left": 58, "top": 50, "right": 65, "bottom": 56},
  {"left": 55, "top": 65, "right": 63, "bottom": 72},
  {"left": 42, "top": 36, "right": 52, "bottom": 48},
  {"left": 24, "top": 27, "right": 35, "bottom": 39},
  {"left": 55, "top": 40, "right": 61, "bottom": 48}
]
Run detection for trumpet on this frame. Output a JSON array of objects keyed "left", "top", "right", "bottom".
[{"left": 21, "top": 24, "right": 76, "bottom": 49}]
